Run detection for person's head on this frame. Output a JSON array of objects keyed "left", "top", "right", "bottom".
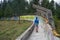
[{"left": 36, "top": 17, "right": 38, "bottom": 19}]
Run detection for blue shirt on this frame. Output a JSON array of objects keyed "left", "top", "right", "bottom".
[{"left": 34, "top": 19, "right": 39, "bottom": 25}]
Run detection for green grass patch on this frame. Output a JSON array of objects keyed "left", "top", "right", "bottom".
[
  {"left": 53, "top": 16, "right": 60, "bottom": 34},
  {"left": 0, "top": 20, "right": 32, "bottom": 40},
  {"left": 20, "top": 15, "right": 35, "bottom": 20}
]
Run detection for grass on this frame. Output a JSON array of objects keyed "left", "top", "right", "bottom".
[
  {"left": 53, "top": 16, "right": 60, "bottom": 34},
  {"left": 20, "top": 15, "right": 35, "bottom": 20},
  {"left": 0, "top": 20, "right": 32, "bottom": 40}
]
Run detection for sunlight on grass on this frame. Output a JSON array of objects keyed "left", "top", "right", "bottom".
[{"left": 20, "top": 15, "right": 35, "bottom": 20}]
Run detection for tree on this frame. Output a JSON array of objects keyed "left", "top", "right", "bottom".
[
  {"left": 25, "top": 2, "right": 36, "bottom": 14},
  {"left": 11, "top": 0, "right": 26, "bottom": 23},
  {"left": 55, "top": 3, "right": 60, "bottom": 19},
  {"left": 0, "top": 7, "right": 3, "bottom": 17},
  {"left": 48, "top": 0, "right": 55, "bottom": 15},
  {"left": 2, "top": 0, "right": 7, "bottom": 17},
  {"left": 4, "top": 4, "right": 13, "bottom": 17},
  {"left": 0, "top": 0, "right": 36, "bottom": 19},
  {"left": 41, "top": 0, "right": 50, "bottom": 8},
  {"left": 33, "top": 0, "right": 39, "bottom": 5}
]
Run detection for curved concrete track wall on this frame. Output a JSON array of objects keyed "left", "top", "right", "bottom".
[{"left": 16, "top": 15, "right": 60, "bottom": 40}]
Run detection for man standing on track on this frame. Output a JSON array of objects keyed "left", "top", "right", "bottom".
[{"left": 34, "top": 17, "right": 39, "bottom": 32}]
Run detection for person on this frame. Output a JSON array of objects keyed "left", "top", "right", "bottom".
[{"left": 34, "top": 17, "right": 39, "bottom": 32}]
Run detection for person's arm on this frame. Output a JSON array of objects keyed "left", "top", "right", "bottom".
[
  {"left": 33, "top": 20, "right": 35, "bottom": 25},
  {"left": 38, "top": 20, "right": 39, "bottom": 24}
]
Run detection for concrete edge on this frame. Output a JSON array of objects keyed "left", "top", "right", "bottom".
[
  {"left": 42, "top": 16, "right": 60, "bottom": 38},
  {"left": 47, "top": 23, "right": 60, "bottom": 38},
  {"left": 52, "top": 30, "right": 60, "bottom": 37},
  {"left": 16, "top": 23, "right": 34, "bottom": 40}
]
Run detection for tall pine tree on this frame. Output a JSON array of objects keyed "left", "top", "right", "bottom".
[
  {"left": 41, "top": 0, "right": 49, "bottom": 8},
  {"left": 33, "top": 0, "right": 39, "bottom": 5},
  {"left": 49, "top": 0, "right": 55, "bottom": 14}
]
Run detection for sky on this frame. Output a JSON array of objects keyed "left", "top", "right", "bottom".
[
  {"left": 26, "top": 0, "right": 60, "bottom": 4},
  {"left": 50, "top": 0, "right": 60, "bottom": 3},
  {"left": 0, "top": 0, "right": 3, "bottom": 2},
  {"left": 25, "top": 0, "right": 32, "bottom": 4}
]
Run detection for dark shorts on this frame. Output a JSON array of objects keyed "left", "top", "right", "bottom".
[{"left": 35, "top": 23, "right": 38, "bottom": 27}]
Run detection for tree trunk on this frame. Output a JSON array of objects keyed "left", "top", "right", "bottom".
[{"left": 19, "top": 16, "right": 20, "bottom": 24}]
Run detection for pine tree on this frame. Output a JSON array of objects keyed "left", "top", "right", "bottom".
[
  {"left": 55, "top": 3, "right": 60, "bottom": 19},
  {"left": 12, "top": 0, "right": 26, "bottom": 23},
  {"left": 33, "top": 0, "right": 39, "bottom": 5},
  {"left": 2, "top": 0, "right": 7, "bottom": 17},
  {"left": 41, "top": 0, "right": 49, "bottom": 8},
  {"left": 49, "top": 0, "right": 55, "bottom": 15},
  {"left": 4, "top": 4, "right": 13, "bottom": 17}
]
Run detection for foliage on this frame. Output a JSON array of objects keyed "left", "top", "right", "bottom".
[
  {"left": 4, "top": 4, "right": 13, "bottom": 17},
  {"left": 41, "top": 0, "right": 49, "bottom": 8},
  {"left": 33, "top": 0, "right": 39, "bottom": 5},
  {"left": 0, "top": 0, "right": 35, "bottom": 17},
  {"left": 55, "top": 3, "right": 60, "bottom": 19}
]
